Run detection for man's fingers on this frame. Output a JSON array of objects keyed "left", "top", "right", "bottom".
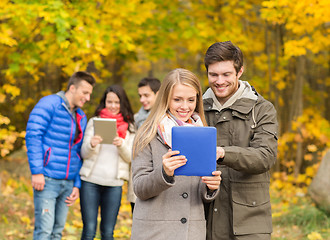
[{"left": 32, "top": 183, "right": 44, "bottom": 191}]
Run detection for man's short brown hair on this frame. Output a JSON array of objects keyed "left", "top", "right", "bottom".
[
  {"left": 204, "top": 41, "right": 243, "bottom": 75},
  {"left": 66, "top": 71, "right": 96, "bottom": 91}
]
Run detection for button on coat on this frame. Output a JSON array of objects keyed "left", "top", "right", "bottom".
[{"left": 182, "top": 192, "right": 188, "bottom": 199}]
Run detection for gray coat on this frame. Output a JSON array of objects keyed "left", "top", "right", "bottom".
[
  {"left": 203, "top": 85, "right": 278, "bottom": 240},
  {"left": 131, "top": 134, "right": 218, "bottom": 240}
]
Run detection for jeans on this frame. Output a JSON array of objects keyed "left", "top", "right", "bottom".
[
  {"left": 33, "top": 177, "right": 74, "bottom": 240},
  {"left": 80, "top": 180, "right": 122, "bottom": 240}
]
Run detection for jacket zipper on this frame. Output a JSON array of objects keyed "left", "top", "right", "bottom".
[
  {"left": 66, "top": 118, "right": 74, "bottom": 179},
  {"left": 43, "top": 147, "right": 51, "bottom": 166},
  {"left": 63, "top": 102, "right": 84, "bottom": 180}
]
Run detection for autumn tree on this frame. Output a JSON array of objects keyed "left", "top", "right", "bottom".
[
  {"left": 261, "top": 0, "right": 330, "bottom": 175},
  {"left": 0, "top": 0, "right": 329, "bottom": 183}
]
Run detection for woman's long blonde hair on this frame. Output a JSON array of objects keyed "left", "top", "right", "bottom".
[{"left": 132, "top": 68, "right": 206, "bottom": 158}]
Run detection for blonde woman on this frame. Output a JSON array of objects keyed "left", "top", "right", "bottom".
[{"left": 131, "top": 68, "right": 221, "bottom": 240}]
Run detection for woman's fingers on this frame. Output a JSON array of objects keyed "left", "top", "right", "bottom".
[
  {"left": 91, "top": 135, "right": 103, "bottom": 147},
  {"left": 164, "top": 157, "right": 187, "bottom": 169},
  {"left": 112, "top": 137, "right": 124, "bottom": 146},
  {"left": 201, "top": 171, "right": 222, "bottom": 190},
  {"left": 162, "top": 150, "right": 187, "bottom": 176},
  {"left": 163, "top": 149, "right": 179, "bottom": 158}
]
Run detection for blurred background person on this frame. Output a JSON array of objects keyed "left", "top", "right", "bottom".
[
  {"left": 26, "top": 71, "right": 95, "bottom": 239},
  {"left": 134, "top": 77, "right": 161, "bottom": 129},
  {"left": 79, "top": 85, "right": 135, "bottom": 240}
]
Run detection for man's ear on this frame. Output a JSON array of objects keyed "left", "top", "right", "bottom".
[
  {"left": 237, "top": 66, "right": 244, "bottom": 79},
  {"left": 68, "top": 84, "right": 76, "bottom": 93}
]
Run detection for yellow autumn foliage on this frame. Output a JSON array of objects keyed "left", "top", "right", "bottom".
[
  {"left": 307, "top": 231, "right": 323, "bottom": 240},
  {"left": 0, "top": 9, "right": 328, "bottom": 232}
]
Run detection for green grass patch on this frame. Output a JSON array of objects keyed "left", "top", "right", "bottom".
[{"left": 272, "top": 198, "right": 330, "bottom": 239}]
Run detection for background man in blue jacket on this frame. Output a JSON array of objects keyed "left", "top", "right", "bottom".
[{"left": 25, "top": 71, "right": 95, "bottom": 239}]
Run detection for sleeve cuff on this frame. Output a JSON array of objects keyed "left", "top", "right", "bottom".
[
  {"left": 162, "top": 167, "right": 175, "bottom": 184},
  {"left": 217, "top": 157, "right": 224, "bottom": 164}
]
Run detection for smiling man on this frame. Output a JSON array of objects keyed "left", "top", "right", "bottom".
[
  {"left": 203, "top": 41, "right": 278, "bottom": 240},
  {"left": 135, "top": 77, "right": 161, "bottom": 129},
  {"left": 25, "top": 71, "right": 95, "bottom": 239}
]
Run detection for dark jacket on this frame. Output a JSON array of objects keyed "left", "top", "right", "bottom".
[
  {"left": 26, "top": 94, "right": 87, "bottom": 188},
  {"left": 203, "top": 84, "right": 278, "bottom": 239},
  {"left": 131, "top": 134, "right": 218, "bottom": 240}
]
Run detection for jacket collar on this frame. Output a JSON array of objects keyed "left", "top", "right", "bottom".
[
  {"left": 135, "top": 107, "right": 150, "bottom": 129},
  {"left": 56, "top": 91, "right": 81, "bottom": 119},
  {"left": 203, "top": 81, "right": 258, "bottom": 115}
]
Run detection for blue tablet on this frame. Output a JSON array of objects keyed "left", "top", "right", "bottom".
[{"left": 172, "top": 126, "right": 217, "bottom": 176}]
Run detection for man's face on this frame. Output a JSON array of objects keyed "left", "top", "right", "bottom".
[
  {"left": 70, "top": 80, "right": 93, "bottom": 108},
  {"left": 207, "top": 61, "right": 243, "bottom": 105},
  {"left": 138, "top": 85, "right": 158, "bottom": 111}
]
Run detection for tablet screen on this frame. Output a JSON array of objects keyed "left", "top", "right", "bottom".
[
  {"left": 172, "top": 126, "right": 217, "bottom": 176},
  {"left": 93, "top": 118, "right": 117, "bottom": 144}
]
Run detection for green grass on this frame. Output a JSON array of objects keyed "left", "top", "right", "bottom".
[
  {"left": 0, "top": 153, "right": 329, "bottom": 240},
  {"left": 271, "top": 197, "right": 329, "bottom": 240}
]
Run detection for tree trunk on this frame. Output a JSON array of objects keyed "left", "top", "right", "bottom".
[
  {"left": 266, "top": 23, "right": 282, "bottom": 172},
  {"left": 291, "top": 56, "right": 305, "bottom": 177},
  {"left": 111, "top": 57, "right": 125, "bottom": 85},
  {"left": 148, "top": 62, "right": 154, "bottom": 77},
  {"left": 274, "top": 24, "right": 282, "bottom": 171},
  {"left": 325, "top": 56, "right": 330, "bottom": 122},
  {"left": 265, "top": 23, "right": 277, "bottom": 172},
  {"left": 102, "top": 54, "right": 125, "bottom": 85}
]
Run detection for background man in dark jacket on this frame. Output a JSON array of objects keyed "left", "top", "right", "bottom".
[
  {"left": 25, "top": 71, "right": 95, "bottom": 239},
  {"left": 203, "top": 41, "right": 278, "bottom": 240},
  {"left": 134, "top": 77, "right": 161, "bottom": 129}
]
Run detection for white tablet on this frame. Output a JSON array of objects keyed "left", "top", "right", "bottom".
[{"left": 93, "top": 118, "right": 117, "bottom": 144}]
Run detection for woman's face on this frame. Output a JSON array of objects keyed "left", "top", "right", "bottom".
[
  {"left": 105, "top": 92, "right": 120, "bottom": 115},
  {"left": 168, "top": 84, "right": 197, "bottom": 122}
]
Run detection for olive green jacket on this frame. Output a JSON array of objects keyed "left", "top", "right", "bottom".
[{"left": 203, "top": 83, "right": 278, "bottom": 240}]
